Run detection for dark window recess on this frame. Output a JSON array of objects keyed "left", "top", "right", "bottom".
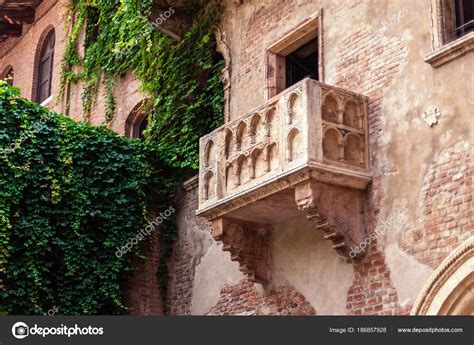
[
  {"left": 3, "top": 67, "right": 13, "bottom": 86},
  {"left": 36, "top": 31, "right": 55, "bottom": 103},
  {"left": 285, "top": 38, "right": 318, "bottom": 89},
  {"left": 135, "top": 115, "right": 149, "bottom": 140},
  {"left": 453, "top": 0, "right": 474, "bottom": 39}
]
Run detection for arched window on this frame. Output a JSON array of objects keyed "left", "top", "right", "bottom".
[
  {"left": 135, "top": 115, "right": 149, "bottom": 140},
  {"left": 35, "top": 29, "right": 55, "bottom": 103},
  {"left": 125, "top": 101, "right": 150, "bottom": 139},
  {"left": 1, "top": 66, "right": 14, "bottom": 86},
  {"left": 411, "top": 238, "right": 473, "bottom": 315}
]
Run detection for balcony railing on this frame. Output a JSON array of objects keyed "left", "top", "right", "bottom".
[{"left": 196, "top": 78, "right": 372, "bottom": 282}]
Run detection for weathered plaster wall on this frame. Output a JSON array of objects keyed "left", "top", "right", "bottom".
[
  {"left": 191, "top": 243, "right": 244, "bottom": 314},
  {"left": 211, "top": 0, "right": 472, "bottom": 314},
  {"left": 271, "top": 216, "right": 354, "bottom": 315},
  {"left": 167, "top": 183, "right": 246, "bottom": 315}
]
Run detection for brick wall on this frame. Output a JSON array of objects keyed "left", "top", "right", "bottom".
[
  {"left": 240, "top": 0, "right": 297, "bottom": 74},
  {"left": 334, "top": 25, "right": 408, "bottom": 139},
  {"left": 167, "top": 184, "right": 212, "bottom": 315},
  {"left": 208, "top": 279, "right": 316, "bottom": 315},
  {"left": 0, "top": 0, "right": 66, "bottom": 113},
  {"left": 345, "top": 176, "right": 409, "bottom": 315},
  {"left": 333, "top": 22, "right": 410, "bottom": 315},
  {"left": 167, "top": 237, "right": 195, "bottom": 315},
  {"left": 346, "top": 242, "right": 410, "bottom": 315},
  {"left": 332, "top": 0, "right": 364, "bottom": 20},
  {"left": 401, "top": 142, "right": 473, "bottom": 268},
  {"left": 125, "top": 233, "right": 163, "bottom": 315}
]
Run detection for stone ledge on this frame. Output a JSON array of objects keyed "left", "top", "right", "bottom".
[
  {"left": 424, "top": 32, "right": 474, "bottom": 67},
  {"left": 183, "top": 175, "right": 199, "bottom": 191}
]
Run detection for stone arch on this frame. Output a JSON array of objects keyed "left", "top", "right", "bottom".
[
  {"left": 343, "top": 99, "right": 362, "bottom": 129},
  {"left": 249, "top": 113, "right": 263, "bottom": 144},
  {"left": 286, "top": 92, "right": 302, "bottom": 125},
  {"left": 264, "top": 106, "right": 277, "bottom": 138},
  {"left": 125, "top": 99, "right": 150, "bottom": 139},
  {"left": 250, "top": 147, "right": 265, "bottom": 179},
  {"left": 203, "top": 139, "right": 216, "bottom": 168},
  {"left": 32, "top": 25, "right": 56, "bottom": 103},
  {"left": 286, "top": 128, "right": 302, "bottom": 162},
  {"left": 203, "top": 170, "right": 215, "bottom": 201},
  {"left": 225, "top": 162, "right": 235, "bottom": 192},
  {"left": 411, "top": 238, "right": 474, "bottom": 315},
  {"left": 323, "top": 127, "right": 343, "bottom": 161},
  {"left": 236, "top": 121, "right": 248, "bottom": 151},
  {"left": 344, "top": 133, "right": 364, "bottom": 166},
  {"left": 322, "top": 91, "right": 343, "bottom": 124},
  {"left": 236, "top": 154, "right": 249, "bottom": 186},
  {"left": 267, "top": 142, "right": 279, "bottom": 172},
  {"left": 224, "top": 128, "right": 233, "bottom": 159}
]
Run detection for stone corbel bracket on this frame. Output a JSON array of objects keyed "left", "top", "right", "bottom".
[
  {"left": 212, "top": 218, "right": 271, "bottom": 283},
  {"left": 295, "top": 180, "right": 368, "bottom": 260}
]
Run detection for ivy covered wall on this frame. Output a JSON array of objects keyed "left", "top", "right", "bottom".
[
  {"left": 0, "top": 0, "right": 224, "bottom": 315},
  {"left": 60, "top": 0, "right": 224, "bottom": 169},
  {"left": 0, "top": 83, "right": 174, "bottom": 314}
]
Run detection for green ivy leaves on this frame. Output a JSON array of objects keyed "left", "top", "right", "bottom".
[
  {"left": 6, "top": 0, "right": 224, "bottom": 315},
  {"left": 60, "top": 0, "right": 224, "bottom": 170},
  {"left": 0, "top": 82, "right": 173, "bottom": 314}
]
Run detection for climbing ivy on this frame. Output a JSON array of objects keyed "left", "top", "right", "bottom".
[
  {"left": 60, "top": 0, "right": 224, "bottom": 169},
  {"left": 0, "top": 0, "right": 223, "bottom": 314},
  {"left": 0, "top": 82, "right": 174, "bottom": 314},
  {"left": 60, "top": 1, "right": 224, "bottom": 308}
]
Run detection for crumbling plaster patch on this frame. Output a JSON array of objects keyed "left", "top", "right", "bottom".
[
  {"left": 271, "top": 216, "right": 354, "bottom": 315},
  {"left": 191, "top": 242, "right": 245, "bottom": 315},
  {"left": 384, "top": 244, "right": 433, "bottom": 308}
]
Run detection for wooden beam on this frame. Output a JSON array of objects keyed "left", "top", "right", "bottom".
[
  {"left": 0, "top": 0, "right": 42, "bottom": 9},
  {"left": 2, "top": 0, "right": 37, "bottom": 6},
  {"left": 0, "top": 7, "right": 34, "bottom": 23},
  {"left": 0, "top": 22, "right": 21, "bottom": 36}
]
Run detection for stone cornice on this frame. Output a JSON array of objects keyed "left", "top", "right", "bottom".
[{"left": 424, "top": 32, "right": 474, "bottom": 67}]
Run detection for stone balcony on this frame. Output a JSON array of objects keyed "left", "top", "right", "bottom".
[{"left": 197, "top": 78, "right": 372, "bottom": 283}]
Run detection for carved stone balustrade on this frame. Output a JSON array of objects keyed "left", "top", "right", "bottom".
[{"left": 197, "top": 78, "right": 372, "bottom": 283}]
